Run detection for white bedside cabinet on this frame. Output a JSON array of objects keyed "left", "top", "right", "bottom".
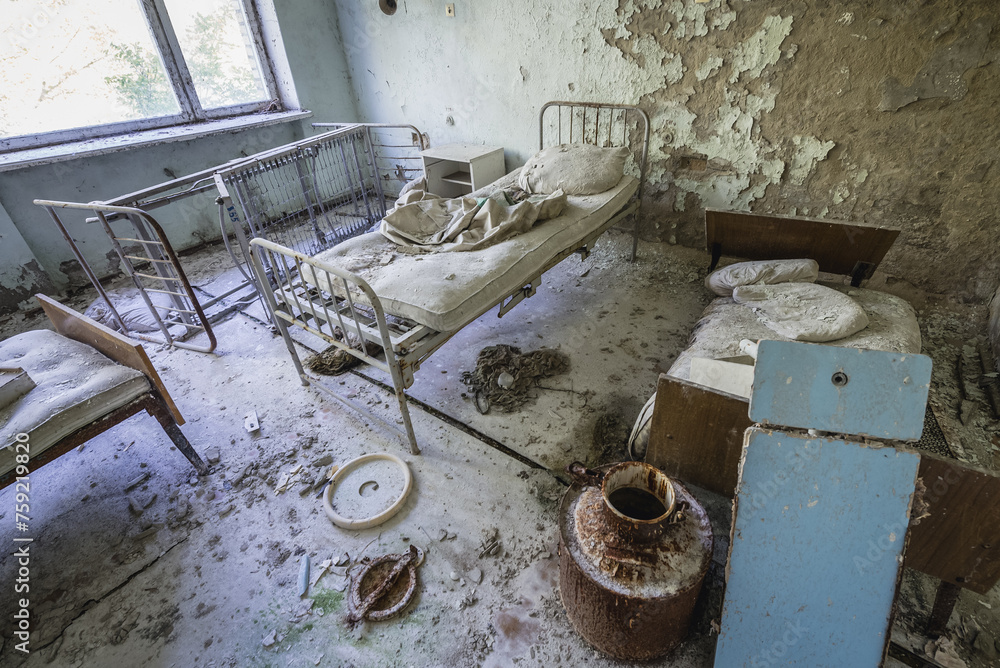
[{"left": 421, "top": 144, "right": 505, "bottom": 198}]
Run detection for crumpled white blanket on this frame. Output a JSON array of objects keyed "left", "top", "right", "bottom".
[{"left": 379, "top": 184, "right": 567, "bottom": 252}]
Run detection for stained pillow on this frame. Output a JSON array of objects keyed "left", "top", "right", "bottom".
[
  {"left": 84, "top": 293, "right": 175, "bottom": 333},
  {"left": 706, "top": 258, "right": 819, "bottom": 297},
  {"left": 517, "top": 144, "right": 628, "bottom": 195},
  {"left": 732, "top": 282, "right": 869, "bottom": 342}
]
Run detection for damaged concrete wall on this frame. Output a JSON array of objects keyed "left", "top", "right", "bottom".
[
  {"left": 0, "top": 201, "right": 53, "bottom": 311},
  {"left": 334, "top": 0, "right": 999, "bottom": 300},
  {"left": 991, "top": 286, "right": 1000, "bottom": 372},
  {"left": 0, "top": 0, "right": 358, "bottom": 314}
]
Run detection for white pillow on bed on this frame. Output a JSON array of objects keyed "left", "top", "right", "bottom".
[
  {"left": 732, "top": 282, "right": 869, "bottom": 342},
  {"left": 517, "top": 143, "right": 627, "bottom": 195},
  {"left": 706, "top": 258, "right": 819, "bottom": 297}
]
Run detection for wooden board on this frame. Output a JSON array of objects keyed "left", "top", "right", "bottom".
[
  {"left": 645, "top": 374, "right": 752, "bottom": 497},
  {"left": 35, "top": 294, "right": 184, "bottom": 424},
  {"left": 705, "top": 209, "right": 900, "bottom": 280},
  {"left": 716, "top": 428, "right": 920, "bottom": 667},
  {"left": 905, "top": 454, "right": 1000, "bottom": 594}
]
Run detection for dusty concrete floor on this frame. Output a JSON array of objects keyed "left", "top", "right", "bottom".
[{"left": 0, "top": 233, "right": 998, "bottom": 667}]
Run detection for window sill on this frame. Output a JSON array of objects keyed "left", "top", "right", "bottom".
[{"left": 0, "top": 109, "right": 313, "bottom": 173}]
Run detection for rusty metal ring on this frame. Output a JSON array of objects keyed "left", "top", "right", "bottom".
[{"left": 348, "top": 546, "right": 422, "bottom": 622}]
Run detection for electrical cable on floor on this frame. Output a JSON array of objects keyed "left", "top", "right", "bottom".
[{"left": 348, "top": 367, "right": 551, "bottom": 473}]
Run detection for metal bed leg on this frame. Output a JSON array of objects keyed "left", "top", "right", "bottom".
[
  {"left": 250, "top": 248, "right": 310, "bottom": 386},
  {"left": 386, "top": 360, "right": 420, "bottom": 456},
  {"left": 148, "top": 395, "right": 210, "bottom": 475}
]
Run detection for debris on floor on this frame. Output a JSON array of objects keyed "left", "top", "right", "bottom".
[
  {"left": 461, "top": 344, "right": 570, "bottom": 413},
  {"left": 306, "top": 332, "right": 382, "bottom": 376},
  {"left": 347, "top": 545, "right": 424, "bottom": 626}
]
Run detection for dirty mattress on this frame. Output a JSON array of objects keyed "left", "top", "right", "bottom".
[
  {"left": 0, "top": 329, "right": 151, "bottom": 476},
  {"left": 668, "top": 283, "right": 922, "bottom": 381},
  {"left": 302, "top": 170, "right": 638, "bottom": 332}
]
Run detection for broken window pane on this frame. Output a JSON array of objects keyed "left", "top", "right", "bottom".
[
  {"left": 163, "top": 0, "right": 268, "bottom": 110},
  {"left": 0, "top": 0, "right": 181, "bottom": 138}
]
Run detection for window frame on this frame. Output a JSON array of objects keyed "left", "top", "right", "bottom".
[{"left": 0, "top": 0, "right": 281, "bottom": 153}]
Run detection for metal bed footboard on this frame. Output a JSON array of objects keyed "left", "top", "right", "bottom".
[
  {"left": 34, "top": 200, "right": 218, "bottom": 353},
  {"left": 249, "top": 237, "right": 442, "bottom": 455}
]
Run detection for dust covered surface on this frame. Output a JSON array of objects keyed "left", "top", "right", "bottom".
[{"left": 461, "top": 344, "right": 571, "bottom": 413}]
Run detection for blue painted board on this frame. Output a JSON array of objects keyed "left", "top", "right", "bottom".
[
  {"left": 715, "top": 428, "right": 919, "bottom": 668},
  {"left": 750, "top": 340, "right": 932, "bottom": 440}
]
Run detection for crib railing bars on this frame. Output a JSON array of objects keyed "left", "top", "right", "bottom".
[
  {"left": 215, "top": 127, "right": 385, "bottom": 291},
  {"left": 312, "top": 123, "right": 428, "bottom": 200}
]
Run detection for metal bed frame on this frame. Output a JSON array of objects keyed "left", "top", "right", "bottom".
[
  {"left": 214, "top": 124, "right": 427, "bottom": 302},
  {"left": 34, "top": 198, "right": 219, "bottom": 353},
  {"left": 31, "top": 123, "right": 426, "bottom": 352},
  {"left": 250, "top": 101, "right": 650, "bottom": 455}
]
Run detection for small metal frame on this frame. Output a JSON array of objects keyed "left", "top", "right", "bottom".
[
  {"left": 249, "top": 102, "right": 649, "bottom": 454},
  {"left": 539, "top": 101, "right": 650, "bottom": 261},
  {"left": 311, "top": 122, "right": 429, "bottom": 200},
  {"left": 34, "top": 200, "right": 218, "bottom": 353},
  {"left": 214, "top": 125, "right": 411, "bottom": 300}
]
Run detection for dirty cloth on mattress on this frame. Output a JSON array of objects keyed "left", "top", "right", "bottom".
[
  {"left": 0, "top": 329, "right": 151, "bottom": 476},
  {"left": 668, "top": 283, "right": 921, "bottom": 381},
  {"left": 380, "top": 185, "right": 567, "bottom": 252},
  {"left": 303, "top": 170, "right": 638, "bottom": 332}
]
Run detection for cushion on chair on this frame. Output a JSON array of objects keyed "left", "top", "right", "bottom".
[{"left": 0, "top": 329, "right": 150, "bottom": 476}]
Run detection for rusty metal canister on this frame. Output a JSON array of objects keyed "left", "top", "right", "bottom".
[{"left": 558, "top": 461, "right": 713, "bottom": 661}]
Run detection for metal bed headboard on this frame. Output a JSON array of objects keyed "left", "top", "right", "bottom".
[{"left": 539, "top": 101, "right": 650, "bottom": 261}]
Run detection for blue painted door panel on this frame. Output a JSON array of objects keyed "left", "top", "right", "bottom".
[
  {"left": 750, "top": 340, "right": 932, "bottom": 441},
  {"left": 715, "top": 428, "right": 920, "bottom": 668}
]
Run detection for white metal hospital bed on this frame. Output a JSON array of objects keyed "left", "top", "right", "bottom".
[{"left": 246, "top": 101, "right": 650, "bottom": 454}]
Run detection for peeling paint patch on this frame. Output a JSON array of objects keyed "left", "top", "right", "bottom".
[
  {"left": 728, "top": 15, "right": 793, "bottom": 84},
  {"left": 695, "top": 55, "right": 724, "bottom": 81},
  {"left": 789, "top": 136, "right": 835, "bottom": 186},
  {"left": 0, "top": 260, "right": 53, "bottom": 312}
]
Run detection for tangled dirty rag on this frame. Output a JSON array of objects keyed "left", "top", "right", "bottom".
[
  {"left": 306, "top": 329, "right": 382, "bottom": 375},
  {"left": 461, "top": 344, "right": 570, "bottom": 413}
]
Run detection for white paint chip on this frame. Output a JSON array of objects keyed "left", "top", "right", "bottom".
[{"left": 789, "top": 135, "right": 836, "bottom": 186}]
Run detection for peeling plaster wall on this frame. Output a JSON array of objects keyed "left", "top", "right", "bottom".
[
  {"left": 334, "top": 0, "right": 1000, "bottom": 300},
  {"left": 0, "top": 0, "right": 358, "bottom": 314},
  {"left": 0, "top": 201, "right": 52, "bottom": 311}
]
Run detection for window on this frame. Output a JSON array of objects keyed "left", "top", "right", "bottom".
[{"left": 0, "top": 0, "right": 280, "bottom": 152}]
